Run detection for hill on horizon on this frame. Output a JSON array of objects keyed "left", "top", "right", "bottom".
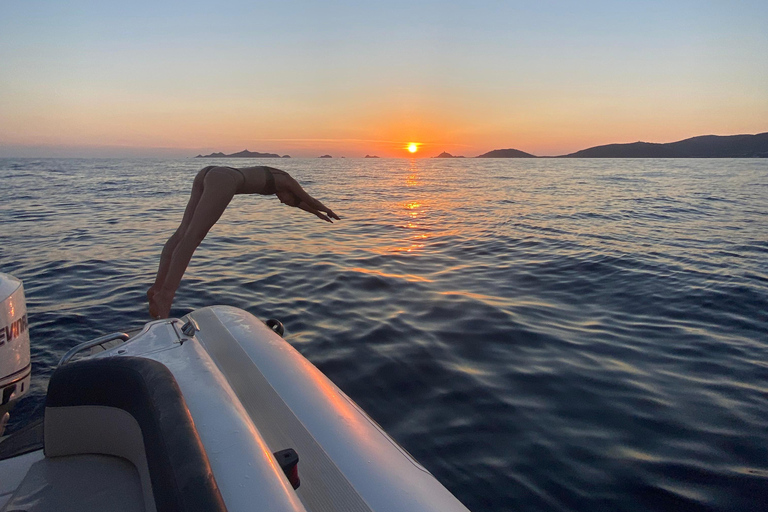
[
  {"left": 196, "top": 149, "right": 288, "bottom": 158},
  {"left": 559, "top": 132, "right": 768, "bottom": 158},
  {"left": 191, "top": 132, "right": 768, "bottom": 159},
  {"left": 476, "top": 148, "right": 537, "bottom": 158}
]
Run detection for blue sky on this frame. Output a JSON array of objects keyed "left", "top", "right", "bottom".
[{"left": 1, "top": 0, "right": 766, "bottom": 157}]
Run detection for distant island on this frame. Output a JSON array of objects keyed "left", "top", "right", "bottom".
[
  {"left": 475, "top": 132, "right": 768, "bottom": 158},
  {"left": 194, "top": 132, "right": 768, "bottom": 160},
  {"left": 196, "top": 150, "right": 289, "bottom": 158},
  {"left": 558, "top": 132, "right": 768, "bottom": 158},
  {"left": 476, "top": 148, "right": 536, "bottom": 158}
]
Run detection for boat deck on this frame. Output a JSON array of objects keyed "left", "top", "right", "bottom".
[{"left": 1, "top": 449, "right": 145, "bottom": 512}]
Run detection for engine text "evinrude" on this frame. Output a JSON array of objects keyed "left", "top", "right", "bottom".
[{"left": 0, "top": 314, "right": 28, "bottom": 346}]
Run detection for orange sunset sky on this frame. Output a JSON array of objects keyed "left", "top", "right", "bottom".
[{"left": 1, "top": 1, "right": 766, "bottom": 158}]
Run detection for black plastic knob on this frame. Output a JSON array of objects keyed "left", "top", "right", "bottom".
[{"left": 265, "top": 318, "right": 284, "bottom": 337}]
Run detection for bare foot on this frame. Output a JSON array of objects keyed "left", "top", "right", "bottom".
[
  {"left": 149, "top": 288, "right": 174, "bottom": 319},
  {"left": 148, "top": 295, "right": 159, "bottom": 319}
]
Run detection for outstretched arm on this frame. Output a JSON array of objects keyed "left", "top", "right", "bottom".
[{"left": 270, "top": 168, "right": 340, "bottom": 222}]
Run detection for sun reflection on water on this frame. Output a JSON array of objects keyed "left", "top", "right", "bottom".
[{"left": 365, "top": 159, "right": 467, "bottom": 256}]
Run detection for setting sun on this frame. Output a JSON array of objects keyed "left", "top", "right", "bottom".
[{"left": 407, "top": 143, "right": 418, "bottom": 153}]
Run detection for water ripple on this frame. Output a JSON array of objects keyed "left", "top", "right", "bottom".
[{"left": 1, "top": 157, "right": 767, "bottom": 511}]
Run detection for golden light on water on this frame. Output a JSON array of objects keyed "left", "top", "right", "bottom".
[{"left": 404, "top": 201, "right": 421, "bottom": 210}]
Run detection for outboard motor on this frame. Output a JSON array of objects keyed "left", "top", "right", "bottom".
[{"left": 0, "top": 273, "right": 31, "bottom": 436}]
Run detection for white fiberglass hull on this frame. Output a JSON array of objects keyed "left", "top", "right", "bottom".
[{"left": 0, "top": 306, "right": 470, "bottom": 512}]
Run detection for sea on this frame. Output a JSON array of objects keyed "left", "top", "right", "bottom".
[{"left": 1, "top": 157, "right": 767, "bottom": 511}]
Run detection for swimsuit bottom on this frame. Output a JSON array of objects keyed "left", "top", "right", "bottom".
[{"left": 218, "top": 166, "right": 276, "bottom": 195}]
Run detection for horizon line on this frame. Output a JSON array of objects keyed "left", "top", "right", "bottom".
[{"left": 1, "top": 130, "right": 766, "bottom": 159}]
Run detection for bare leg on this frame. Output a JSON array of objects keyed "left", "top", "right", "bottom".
[
  {"left": 149, "top": 168, "right": 240, "bottom": 319},
  {"left": 148, "top": 167, "right": 209, "bottom": 303}
]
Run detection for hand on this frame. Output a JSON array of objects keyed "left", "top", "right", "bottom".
[{"left": 273, "top": 171, "right": 340, "bottom": 223}]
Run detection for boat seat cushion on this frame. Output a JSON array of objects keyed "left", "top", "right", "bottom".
[
  {"left": 1, "top": 454, "right": 145, "bottom": 512},
  {"left": 44, "top": 356, "right": 227, "bottom": 512}
]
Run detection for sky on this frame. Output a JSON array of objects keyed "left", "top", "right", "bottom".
[{"left": 1, "top": 0, "right": 766, "bottom": 158}]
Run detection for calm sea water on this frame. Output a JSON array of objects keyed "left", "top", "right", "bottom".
[{"left": 2, "top": 157, "right": 767, "bottom": 511}]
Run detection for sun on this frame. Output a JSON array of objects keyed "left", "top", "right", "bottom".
[{"left": 407, "top": 143, "right": 418, "bottom": 153}]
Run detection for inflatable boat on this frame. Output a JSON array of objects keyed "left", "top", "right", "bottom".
[{"left": 0, "top": 273, "right": 470, "bottom": 512}]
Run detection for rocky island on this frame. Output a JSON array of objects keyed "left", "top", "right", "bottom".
[
  {"left": 476, "top": 148, "right": 536, "bottom": 158},
  {"left": 195, "top": 150, "right": 289, "bottom": 158},
  {"left": 474, "top": 132, "right": 768, "bottom": 158},
  {"left": 434, "top": 152, "right": 465, "bottom": 158},
  {"left": 559, "top": 132, "right": 768, "bottom": 158}
]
